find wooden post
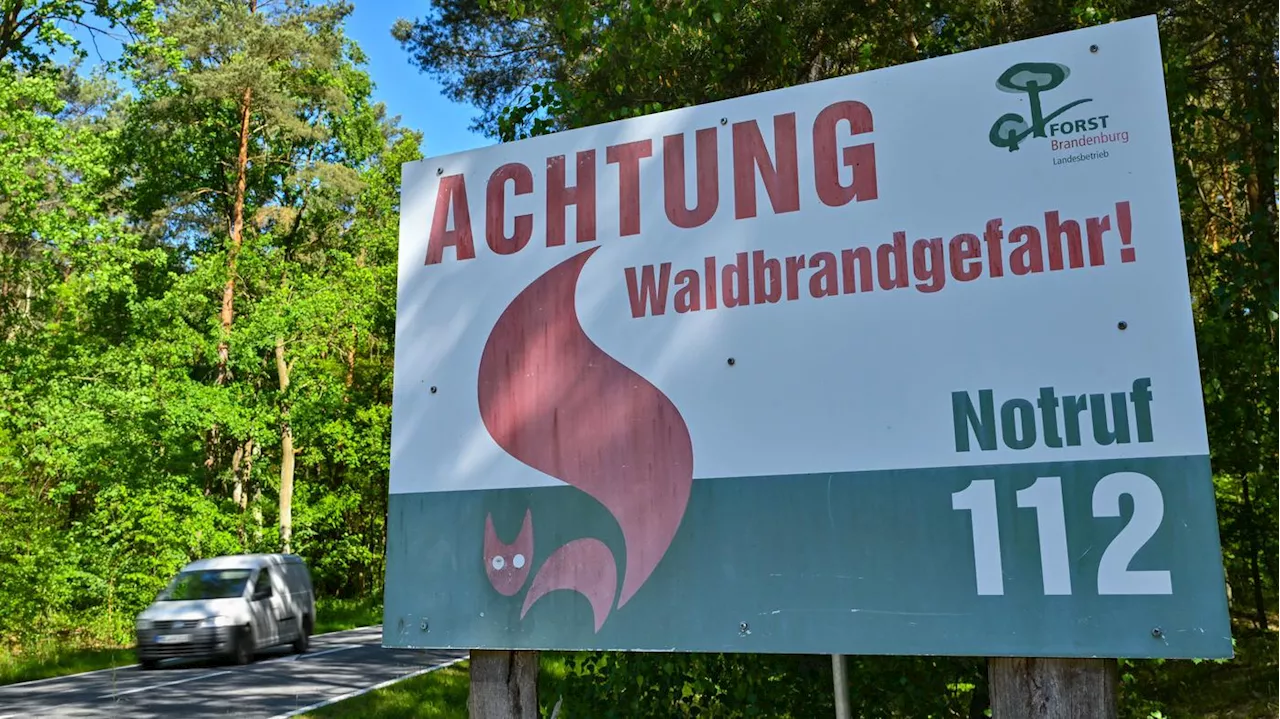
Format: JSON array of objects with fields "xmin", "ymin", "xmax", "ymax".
[
  {"xmin": 831, "ymin": 654, "xmax": 852, "ymax": 719},
  {"xmin": 988, "ymin": 657, "xmax": 1118, "ymax": 719},
  {"xmin": 468, "ymin": 649, "xmax": 539, "ymax": 719}
]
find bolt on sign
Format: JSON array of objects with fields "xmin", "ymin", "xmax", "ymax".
[{"xmin": 385, "ymin": 15, "xmax": 1232, "ymax": 659}]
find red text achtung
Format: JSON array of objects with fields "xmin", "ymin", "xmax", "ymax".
[{"xmin": 424, "ymin": 101, "xmax": 879, "ymax": 265}]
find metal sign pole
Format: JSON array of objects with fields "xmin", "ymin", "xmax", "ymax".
[{"xmin": 832, "ymin": 654, "xmax": 852, "ymax": 719}]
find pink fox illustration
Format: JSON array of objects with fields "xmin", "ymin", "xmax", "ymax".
[
  {"xmin": 477, "ymin": 247, "xmax": 695, "ymax": 632},
  {"xmin": 483, "ymin": 510, "xmax": 533, "ymax": 596}
]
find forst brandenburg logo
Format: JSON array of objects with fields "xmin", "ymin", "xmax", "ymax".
[{"xmin": 988, "ymin": 62, "xmax": 1110, "ymax": 151}]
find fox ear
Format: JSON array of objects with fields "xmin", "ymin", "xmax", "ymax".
[
  {"xmin": 484, "ymin": 509, "xmax": 534, "ymax": 559},
  {"xmin": 483, "ymin": 512, "xmax": 507, "ymax": 555},
  {"xmin": 516, "ymin": 508, "xmax": 533, "ymax": 546}
]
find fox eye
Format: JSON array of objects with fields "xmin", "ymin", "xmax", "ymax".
[
  {"xmin": 513, "ymin": 554, "xmax": 526, "ymax": 569},
  {"xmin": 491, "ymin": 555, "xmax": 505, "ymax": 571}
]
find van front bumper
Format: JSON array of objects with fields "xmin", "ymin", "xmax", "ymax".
[{"xmin": 135, "ymin": 626, "xmax": 234, "ymax": 661}]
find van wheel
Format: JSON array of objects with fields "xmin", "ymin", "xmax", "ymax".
[
  {"xmin": 231, "ymin": 626, "xmax": 253, "ymax": 665},
  {"xmin": 292, "ymin": 616, "xmax": 311, "ymax": 654},
  {"xmin": 140, "ymin": 658, "xmax": 160, "ymax": 671}
]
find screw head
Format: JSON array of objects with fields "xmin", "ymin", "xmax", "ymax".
[
  {"xmin": 421, "ymin": 620, "xmax": 429, "ymax": 632},
  {"xmin": 727, "ymin": 357, "xmax": 736, "ymax": 366},
  {"xmin": 430, "ymin": 386, "xmax": 438, "ymax": 394},
  {"xmin": 739, "ymin": 622, "xmax": 749, "ymax": 633},
  {"xmin": 1118, "ymin": 321, "xmax": 1128, "ymax": 330},
  {"xmin": 1151, "ymin": 627, "xmax": 1162, "ymax": 638},
  {"xmin": 436, "ymin": 167, "xmax": 444, "ymax": 176},
  {"xmin": 720, "ymin": 117, "xmax": 728, "ymax": 126},
  {"xmin": 1090, "ymin": 44, "xmax": 1099, "ymax": 53}
]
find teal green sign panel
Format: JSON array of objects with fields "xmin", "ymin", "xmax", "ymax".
[{"xmin": 384, "ymin": 456, "xmax": 1231, "ymax": 658}]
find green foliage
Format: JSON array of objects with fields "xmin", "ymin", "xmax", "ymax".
[
  {"xmin": 312, "ymin": 593, "xmax": 383, "ymax": 635},
  {"xmin": 0, "ymin": 0, "xmax": 158, "ymax": 70},
  {"xmin": 543, "ymin": 652, "xmax": 982, "ymax": 718},
  {"xmin": 0, "ymin": 0, "xmax": 420, "ymax": 656}
]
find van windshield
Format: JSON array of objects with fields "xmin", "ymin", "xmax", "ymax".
[{"xmin": 159, "ymin": 569, "xmax": 253, "ymax": 601}]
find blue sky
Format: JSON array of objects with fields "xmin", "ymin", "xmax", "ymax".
[
  {"xmin": 346, "ymin": 3, "xmax": 491, "ymax": 158},
  {"xmin": 62, "ymin": 2, "xmax": 493, "ymax": 159}
]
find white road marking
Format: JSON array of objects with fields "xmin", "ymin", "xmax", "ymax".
[
  {"xmin": 247, "ymin": 641, "xmax": 365, "ymax": 669},
  {"xmin": 0, "ymin": 624, "xmax": 380, "ymax": 690},
  {"xmin": 88, "ymin": 640, "xmax": 366, "ymax": 699},
  {"xmin": 0, "ymin": 625, "xmax": 401, "ymax": 717},
  {"xmin": 96, "ymin": 670, "xmax": 232, "ymax": 700},
  {"xmin": 283, "ymin": 644, "xmax": 361, "ymax": 661},
  {"xmin": 308, "ymin": 626, "xmax": 381, "ymax": 637},
  {"xmin": 267, "ymin": 656, "xmax": 466, "ymax": 718}
]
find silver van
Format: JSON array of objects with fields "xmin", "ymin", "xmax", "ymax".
[{"xmin": 134, "ymin": 553, "xmax": 316, "ymax": 669}]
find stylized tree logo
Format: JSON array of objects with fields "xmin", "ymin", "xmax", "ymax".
[{"xmin": 988, "ymin": 62, "xmax": 1092, "ymax": 151}]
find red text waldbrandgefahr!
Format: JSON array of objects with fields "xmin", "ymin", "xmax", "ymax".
[{"xmin": 623, "ymin": 201, "xmax": 1138, "ymax": 318}]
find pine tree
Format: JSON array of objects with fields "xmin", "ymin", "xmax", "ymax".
[{"xmin": 117, "ymin": 0, "xmax": 383, "ymax": 549}]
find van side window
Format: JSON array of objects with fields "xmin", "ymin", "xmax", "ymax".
[{"xmin": 253, "ymin": 569, "xmax": 271, "ymax": 599}]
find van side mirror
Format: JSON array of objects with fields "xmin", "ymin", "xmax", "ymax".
[{"xmin": 253, "ymin": 584, "xmax": 272, "ymax": 601}]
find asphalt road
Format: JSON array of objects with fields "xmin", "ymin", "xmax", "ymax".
[{"xmin": 0, "ymin": 626, "xmax": 466, "ymax": 719}]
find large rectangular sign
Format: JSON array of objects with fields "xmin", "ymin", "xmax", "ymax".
[{"xmin": 384, "ymin": 16, "xmax": 1232, "ymax": 659}]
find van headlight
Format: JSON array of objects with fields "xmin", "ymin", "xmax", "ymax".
[
  {"xmin": 135, "ymin": 618, "xmax": 153, "ymax": 631},
  {"xmin": 197, "ymin": 616, "xmax": 234, "ymax": 628}
]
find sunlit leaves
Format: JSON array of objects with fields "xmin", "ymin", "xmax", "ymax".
[{"xmin": 0, "ymin": 0, "xmax": 423, "ymax": 646}]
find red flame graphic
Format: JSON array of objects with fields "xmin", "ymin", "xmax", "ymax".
[{"xmin": 478, "ymin": 247, "xmax": 694, "ymax": 626}]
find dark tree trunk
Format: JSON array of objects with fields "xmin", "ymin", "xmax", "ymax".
[
  {"xmin": 989, "ymin": 657, "xmax": 1117, "ymax": 719},
  {"xmin": 967, "ymin": 665, "xmax": 990, "ymax": 719},
  {"xmin": 1239, "ymin": 474, "xmax": 1267, "ymax": 630},
  {"xmin": 468, "ymin": 650, "xmax": 538, "ymax": 719}
]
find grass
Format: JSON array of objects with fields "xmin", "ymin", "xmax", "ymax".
[
  {"xmin": 0, "ymin": 641, "xmax": 138, "ymax": 686},
  {"xmin": 313, "ymin": 593, "xmax": 384, "ymax": 634},
  {"xmin": 301, "ymin": 661, "xmax": 471, "ymax": 719},
  {"xmin": 300, "ymin": 655, "xmax": 572, "ymax": 719},
  {"xmin": 0, "ymin": 594, "xmax": 384, "ymax": 686}
]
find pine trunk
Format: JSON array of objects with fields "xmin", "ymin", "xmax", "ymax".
[
  {"xmin": 205, "ymin": 62, "xmax": 256, "ymax": 480},
  {"xmin": 215, "ymin": 84, "xmax": 252, "ymax": 387},
  {"xmin": 231, "ymin": 440, "xmax": 248, "ymax": 516},
  {"xmin": 344, "ymin": 326, "xmax": 356, "ymax": 395},
  {"xmin": 275, "ymin": 335, "xmax": 295, "ymax": 554},
  {"xmin": 279, "ymin": 425, "xmax": 294, "ymax": 553},
  {"xmin": 240, "ymin": 439, "xmax": 253, "ymax": 510},
  {"xmin": 1240, "ymin": 65, "xmax": 1276, "ymax": 627},
  {"xmin": 468, "ymin": 650, "xmax": 539, "ymax": 719},
  {"xmin": 1240, "ymin": 474, "xmax": 1267, "ymax": 629},
  {"xmin": 230, "ymin": 442, "xmax": 244, "ymax": 486},
  {"xmin": 233, "ymin": 439, "xmax": 253, "ymax": 546}
]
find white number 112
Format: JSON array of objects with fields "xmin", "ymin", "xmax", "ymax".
[{"xmin": 950, "ymin": 471, "xmax": 1172, "ymax": 597}]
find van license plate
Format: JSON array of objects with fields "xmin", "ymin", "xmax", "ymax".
[{"xmin": 155, "ymin": 634, "xmax": 191, "ymax": 644}]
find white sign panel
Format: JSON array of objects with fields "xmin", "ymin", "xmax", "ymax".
[{"xmin": 385, "ymin": 16, "xmax": 1230, "ymax": 659}]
